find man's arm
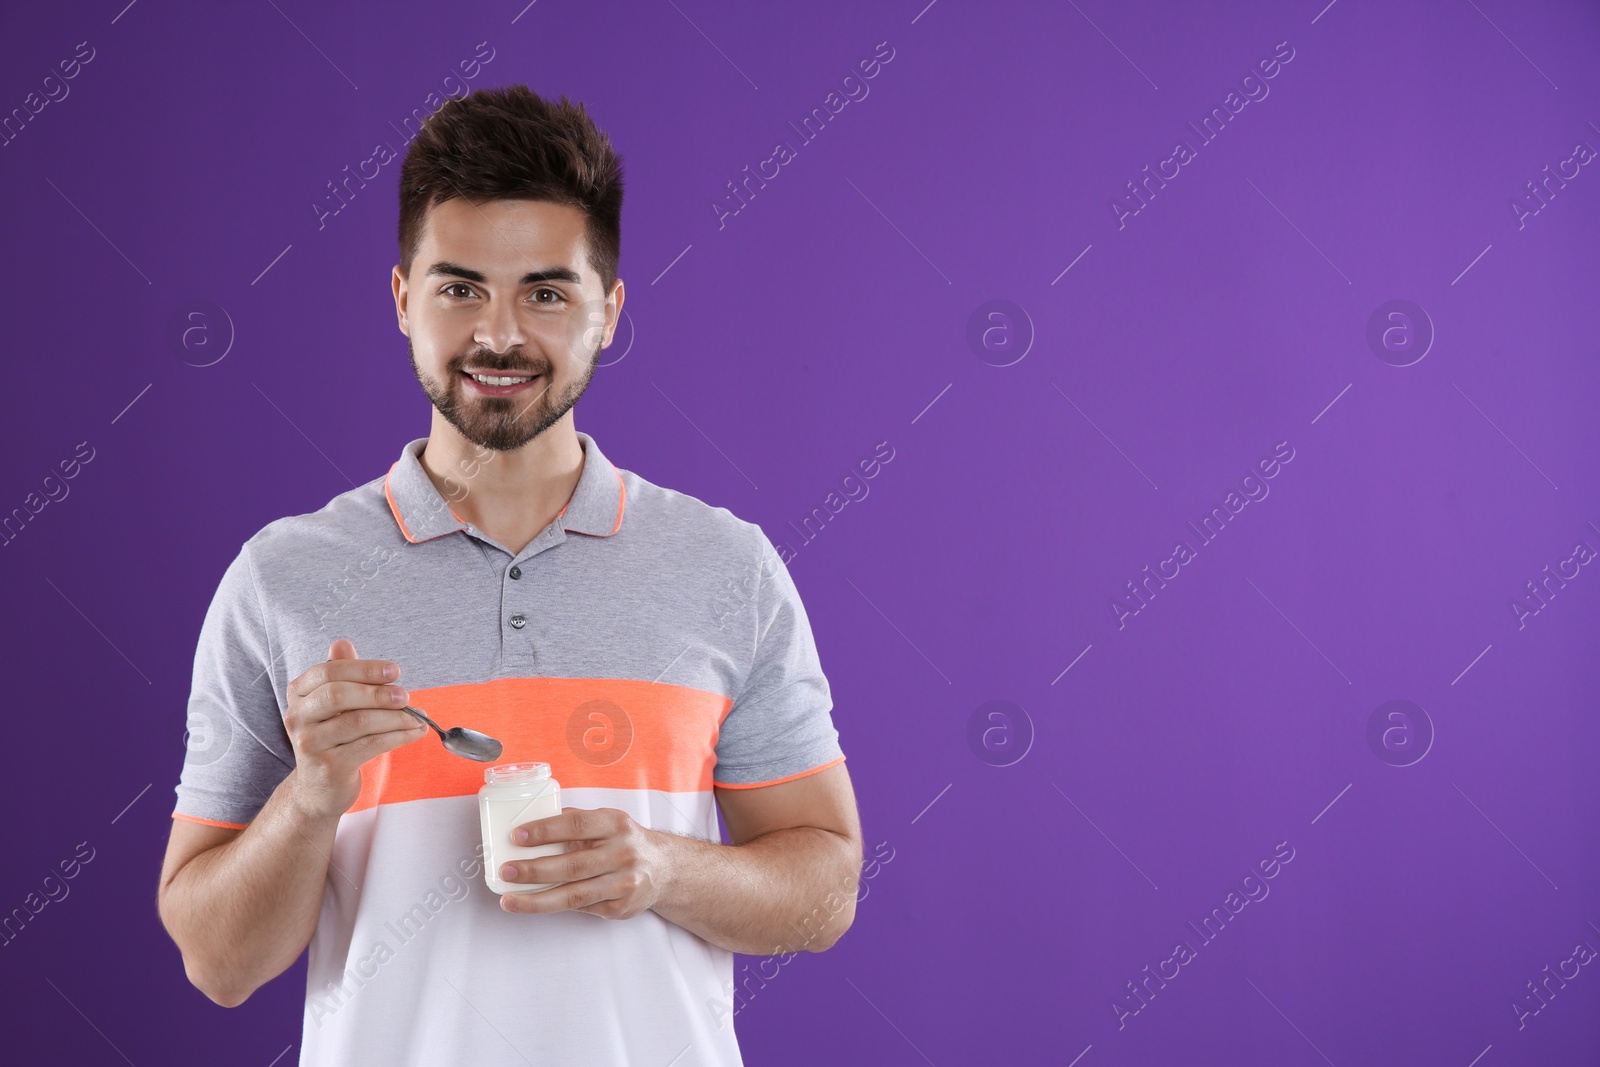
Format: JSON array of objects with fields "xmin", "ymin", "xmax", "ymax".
[
  {"xmin": 158, "ymin": 639, "xmax": 429, "ymax": 1006},
  {"xmin": 658, "ymin": 762, "xmax": 863, "ymax": 954},
  {"xmin": 498, "ymin": 762, "xmax": 863, "ymax": 955},
  {"xmin": 156, "ymin": 780, "xmax": 341, "ymax": 1007}
]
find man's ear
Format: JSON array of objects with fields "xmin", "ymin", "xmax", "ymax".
[
  {"xmin": 603, "ymin": 278, "xmax": 625, "ymax": 347},
  {"xmin": 391, "ymin": 264, "xmax": 409, "ymax": 336}
]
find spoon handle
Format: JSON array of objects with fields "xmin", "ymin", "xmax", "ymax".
[{"xmin": 401, "ymin": 704, "xmax": 444, "ymax": 735}]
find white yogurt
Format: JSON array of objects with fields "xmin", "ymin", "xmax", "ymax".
[{"xmin": 478, "ymin": 762, "xmax": 567, "ymax": 895}]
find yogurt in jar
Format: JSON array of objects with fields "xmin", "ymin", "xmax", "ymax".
[{"xmin": 478, "ymin": 761, "xmax": 566, "ymax": 894}]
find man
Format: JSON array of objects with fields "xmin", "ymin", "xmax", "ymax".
[{"xmin": 157, "ymin": 85, "xmax": 861, "ymax": 1066}]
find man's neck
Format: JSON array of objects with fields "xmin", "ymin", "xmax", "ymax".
[{"xmin": 418, "ymin": 413, "xmax": 585, "ymax": 555}]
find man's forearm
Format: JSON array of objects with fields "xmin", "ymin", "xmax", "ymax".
[
  {"xmin": 159, "ymin": 773, "xmax": 339, "ymax": 1006},
  {"xmin": 647, "ymin": 826, "xmax": 860, "ymax": 955}
]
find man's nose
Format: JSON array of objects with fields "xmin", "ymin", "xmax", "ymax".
[{"xmin": 475, "ymin": 295, "xmax": 527, "ymax": 353}]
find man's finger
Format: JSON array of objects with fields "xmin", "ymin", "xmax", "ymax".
[
  {"xmin": 301, "ymin": 679, "xmax": 410, "ymax": 726},
  {"xmin": 497, "ymin": 843, "xmax": 612, "ymax": 889},
  {"xmin": 320, "ymin": 705, "xmax": 426, "ymax": 745},
  {"xmin": 290, "ymin": 656, "xmax": 399, "ymax": 700},
  {"xmin": 500, "ymin": 872, "xmax": 622, "ymax": 915},
  {"xmin": 512, "ymin": 807, "xmax": 617, "ymax": 846}
]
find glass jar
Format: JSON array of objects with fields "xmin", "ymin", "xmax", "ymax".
[{"xmin": 477, "ymin": 761, "xmax": 567, "ymax": 895}]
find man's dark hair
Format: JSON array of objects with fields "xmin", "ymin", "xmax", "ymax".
[{"xmin": 398, "ymin": 85, "xmax": 624, "ymax": 295}]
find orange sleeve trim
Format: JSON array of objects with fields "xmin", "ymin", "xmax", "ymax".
[
  {"xmin": 172, "ymin": 812, "xmax": 248, "ymax": 830},
  {"xmin": 714, "ymin": 753, "xmax": 846, "ymax": 790}
]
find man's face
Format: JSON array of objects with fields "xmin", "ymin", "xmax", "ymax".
[{"xmin": 392, "ymin": 197, "xmax": 622, "ymax": 452}]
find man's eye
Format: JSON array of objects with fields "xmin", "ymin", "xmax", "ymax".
[
  {"xmin": 532, "ymin": 288, "xmax": 565, "ymax": 304},
  {"xmin": 443, "ymin": 283, "xmax": 475, "ymax": 299}
]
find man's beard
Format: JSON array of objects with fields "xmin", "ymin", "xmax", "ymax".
[{"xmin": 410, "ymin": 337, "xmax": 597, "ymax": 452}]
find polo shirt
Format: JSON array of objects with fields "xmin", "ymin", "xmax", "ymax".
[{"xmin": 171, "ymin": 430, "xmax": 846, "ymax": 1067}]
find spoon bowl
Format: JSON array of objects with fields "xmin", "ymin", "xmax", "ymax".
[{"xmin": 402, "ymin": 705, "xmax": 504, "ymax": 762}]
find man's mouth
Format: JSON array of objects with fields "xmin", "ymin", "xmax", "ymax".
[{"xmin": 461, "ymin": 369, "xmax": 543, "ymax": 396}]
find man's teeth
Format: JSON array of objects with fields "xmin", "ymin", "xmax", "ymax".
[{"xmin": 469, "ymin": 373, "xmax": 535, "ymax": 386}]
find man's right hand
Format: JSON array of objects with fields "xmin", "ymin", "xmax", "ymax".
[{"xmin": 285, "ymin": 637, "xmax": 428, "ymax": 820}]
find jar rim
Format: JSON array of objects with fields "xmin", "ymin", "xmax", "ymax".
[{"xmin": 484, "ymin": 761, "xmax": 551, "ymax": 784}]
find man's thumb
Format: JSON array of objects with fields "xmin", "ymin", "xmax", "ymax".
[{"xmin": 328, "ymin": 638, "xmax": 358, "ymax": 660}]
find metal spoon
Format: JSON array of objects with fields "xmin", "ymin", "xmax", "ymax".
[{"xmin": 401, "ymin": 704, "xmax": 503, "ymax": 762}]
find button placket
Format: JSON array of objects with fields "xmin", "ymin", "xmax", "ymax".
[
  {"xmin": 503, "ymin": 525, "xmax": 563, "ymax": 639},
  {"xmin": 506, "ymin": 556, "xmax": 528, "ymax": 635}
]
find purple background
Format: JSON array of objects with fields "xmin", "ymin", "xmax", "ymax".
[{"xmin": 3, "ymin": 0, "xmax": 1598, "ymax": 1063}]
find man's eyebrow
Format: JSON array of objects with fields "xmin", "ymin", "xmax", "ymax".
[{"xmin": 424, "ymin": 261, "xmax": 582, "ymax": 285}]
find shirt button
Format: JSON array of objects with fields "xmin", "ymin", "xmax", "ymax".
[
  {"xmin": 509, "ymin": 566, "xmax": 522, "ymax": 580},
  {"xmin": 509, "ymin": 614, "xmax": 526, "ymax": 629}
]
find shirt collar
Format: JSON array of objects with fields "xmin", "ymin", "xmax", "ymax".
[{"xmin": 384, "ymin": 430, "xmax": 626, "ymax": 545}]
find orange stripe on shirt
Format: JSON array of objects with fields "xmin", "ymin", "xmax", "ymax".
[{"xmin": 349, "ymin": 677, "xmax": 733, "ymax": 813}]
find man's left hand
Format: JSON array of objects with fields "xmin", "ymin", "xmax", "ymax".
[{"xmin": 498, "ymin": 806, "xmax": 668, "ymax": 919}]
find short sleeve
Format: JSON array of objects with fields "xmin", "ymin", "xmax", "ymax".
[
  {"xmin": 171, "ymin": 541, "xmax": 296, "ymax": 828},
  {"xmin": 712, "ymin": 533, "xmax": 845, "ymax": 788}
]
